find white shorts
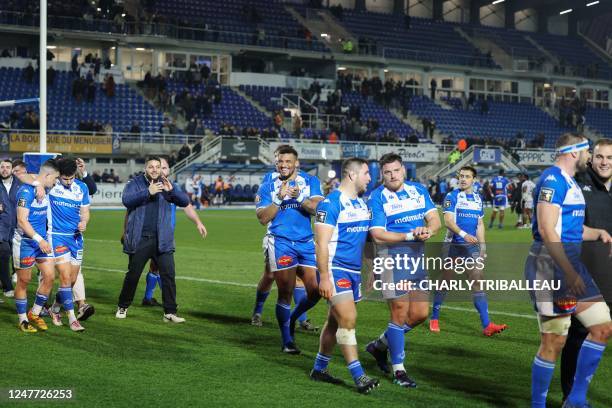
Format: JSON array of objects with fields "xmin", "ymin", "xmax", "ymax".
[{"xmin": 523, "ymin": 200, "xmax": 534, "ymax": 210}]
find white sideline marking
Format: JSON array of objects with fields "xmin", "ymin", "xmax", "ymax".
[{"xmin": 83, "ymin": 266, "xmax": 536, "ymax": 320}]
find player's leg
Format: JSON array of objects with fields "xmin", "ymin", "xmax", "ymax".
[
  {"xmin": 275, "ymin": 266, "xmax": 298, "ymax": 352},
  {"xmin": 15, "ymin": 266, "xmax": 36, "ymax": 332},
  {"xmin": 26, "ymin": 256, "xmax": 55, "ymax": 331},
  {"xmin": 117, "ymin": 237, "xmax": 156, "ymax": 318},
  {"xmin": 430, "ymin": 245, "xmax": 454, "ymax": 331},
  {"xmin": 293, "ymin": 277, "xmax": 307, "ymax": 323},
  {"xmin": 564, "ymin": 301, "xmax": 612, "ymax": 407},
  {"xmin": 143, "ymin": 260, "xmax": 162, "ymax": 307},
  {"xmin": 532, "ymin": 315, "xmax": 571, "ymax": 408},
  {"xmin": 54, "ymin": 259, "xmax": 84, "ymax": 331},
  {"xmin": 310, "ymin": 308, "xmax": 343, "ymax": 384},
  {"xmin": 74, "ymin": 265, "xmax": 95, "ymax": 320},
  {"xmin": 290, "ymin": 264, "xmax": 321, "ymax": 334},
  {"xmin": 467, "ymin": 262, "xmax": 507, "ymax": 336},
  {"xmin": 251, "ymin": 235, "xmax": 274, "ymax": 326},
  {"xmin": 498, "ymin": 208, "xmax": 505, "ymax": 228},
  {"xmin": 0, "ymin": 241, "xmax": 14, "ymax": 297},
  {"xmin": 155, "ymin": 252, "xmax": 184, "ymax": 323},
  {"xmin": 488, "ymin": 205, "xmax": 498, "ymax": 228}
]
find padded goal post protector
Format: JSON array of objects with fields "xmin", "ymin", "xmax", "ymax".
[{"xmin": 23, "ymin": 152, "xmax": 61, "ymax": 174}]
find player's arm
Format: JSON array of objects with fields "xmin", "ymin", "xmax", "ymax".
[
  {"xmin": 16, "ymin": 205, "xmax": 52, "ymax": 254},
  {"xmin": 256, "ymin": 182, "xmax": 288, "ymax": 225},
  {"xmin": 300, "ymin": 196, "xmax": 323, "ymax": 215},
  {"xmin": 418, "ymin": 208, "xmax": 441, "ymax": 240},
  {"xmin": 476, "ymin": 217, "xmax": 486, "ymax": 257},
  {"xmin": 78, "ymin": 205, "xmax": 90, "ymax": 232},
  {"xmin": 184, "ymin": 203, "xmax": 207, "ymax": 238},
  {"xmin": 537, "ymin": 202, "xmax": 584, "ymax": 293},
  {"xmin": 367, "ymin": 193, "xmax": 406, "ymax": 243},
  {"xmin": 443, "ymin": 212, "xmax": 478, "ymax": 244},
  {"xmin": 315, "ymin": 223, "xmax": 334, "ymax": 299},
  {"xmin": 16, "ymin": 172, "xmax": 46, "ymax": 200}
]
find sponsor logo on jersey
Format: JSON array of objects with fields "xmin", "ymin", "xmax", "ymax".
[
  {"xmin": 336, "ymin": 278, "xmax": 351, "ymax": 289},
  {"xmin": 54, "ymin": 245, "xmax": 69, "ymax": 254},
  {"xmin": 21, "ymin": 256, "xmax": 36, "ymax": 266},
  {"xmin": 278, "ymin": 255, "xmax": 294, "ymax": 267},
  {"xmin": 538, "ymin": 187, "xmax": 554, "ymax": 203},
  {"xmin": 554, "ymin": 297, "xmax": 577, "ymax": 313}
]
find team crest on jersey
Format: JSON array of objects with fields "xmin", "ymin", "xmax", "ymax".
[
  {"xmin": 278, "ymin": 255, "xmax": 293, "ymax": 267},
  {"xmin": 316, "ymin": 210, "xmax": 327, "ymax": 223},
  {"xmin": 17, "ymin": 198, "xmax": 26, "ymax": 207},
  {"xmin": 444, "ymin": 199, "xmax": 451, "ymax": 209},
  {"xmin": 538, "ymin": 188, "xmax": 554, "ymax": 203},
  {"xmin": 336, "ymin": 278, "xmax": 352, "ymax": 289}
]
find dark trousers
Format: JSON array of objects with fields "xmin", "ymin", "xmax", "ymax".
[
  {"xmin": 0, "ymin": 240, "xmax": 13, "ymax": 292},
  {"xmin": 117, "ymin": 236, "xmax": 177, "ymax": 314},
  {"xmin": 560, "ymin": 302, "xmax": 612, "ymax": 398}
]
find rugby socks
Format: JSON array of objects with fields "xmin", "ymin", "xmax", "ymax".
[
  {"xmin": 292, "ymin": 286, "xmax": 308, "ymax": 323},
  {"xmin": 431, "ymin": 290, "xmax": 447, "ymax": 320},
  {"xmin": 15, "ymin": 297, "xmax": 28, "ymax": 322},
  {"xmin": 290, "ymin": 295, "xmax": 318, "ymax": 326},
  {"xmin": 347, "ymin": 360, "xmax": 365, "ymax": 383},
  {"xmin": 58, "ymin": 286, "xmax": 77, "ymax": 323},
  {"xmin": 144, "ymin": 272, "xmax": 158, "ymax": 301},
  {"xmin": 567, "ymin": 340, "xmax": 606, "ymax": 407},
  {"xmin": 386, "ymin": 322, "xmax": 406, "ymax": 372},
  {"xmin": 156, "ymin": 274, "xmax": 163, "ymax": 288},
  {"xmin": 472, "ymin": 291, "xmax": 490, "ymax": 329},
  {"xmin": 531, "ymin": 355, "xmax": 555, "ymax": 408},
  {"xmin": 253, "ymin": 290, "xmax": 269, "ymax": 315},
  {"xmin": 375, "ymin": 324, "xmax": 412, "ymax": 352},
  {"xmin": 313, "ymin": 352, "xmax": 331, "ymax": 372},
  {"xmin": 31, "ymin": 292, "xmax": 48, "ymax": 316},
  {"xmin": 52, "ymin": 292, "xmax": 61, "ymax": 314},
  {"xmin": 275, "ymin": 303, "xmax": 292, "ymax": 345}
]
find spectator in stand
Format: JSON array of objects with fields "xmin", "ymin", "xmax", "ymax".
[
  {"xmin": 430, "ymin": 78, "xmax": 437, "ymax": 100},
  {"xmin": 47, "ymin": 66, "xmax": 56, "ymax": 87},
  {"xmin": 23, "ymin": 63, "xmax": 34, "ymax": 83},
  {"xmin": 92, "ymin": 171, "xmax": 101, "ymax": 182},
  {"xmin": 103, "ymin": 122, "xmax": 113, "ymax": 137},
  {"xmin": 292, "ymin": 115, "xmax": 303, "ymax": 139},
  {"xmin": 87, "ymin": 79, "xmax": 96, "ymax": 102},
  {"xmin": 104, "ymin": 74, "xmax": 116, "ymax": 98},
  {"xmin": 101, "ymin": 169, "xmax": 110, "ymax": 182},
  {"xmin": 177, "ymin": 143, "xmax": 191, "ymax": 162},
  {"xmin": 480, "ymin": 98, "xmax": 489, "ymax": 115},
  {"xmin": 129, "ymin": 122, "xmax": 141, "ymax": 134},
  {"xmin": 328, "ymin": 130, "xmax": 338, "ymax": 144},
  {"xmin": 214, "ymin": 176, "xmax": 224, "ymax": 206},
  {"xmin": 273, "ymin": 111, "xmax": 283, "ymax": 131},
  {"xmin": 110, "ymin": 169, "xmax": 120, "ymax": 183}
]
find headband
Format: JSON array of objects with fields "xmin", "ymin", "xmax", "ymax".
[{"xmin": 556, "ymin": 140, "xmax": 589, "ymax": 155}]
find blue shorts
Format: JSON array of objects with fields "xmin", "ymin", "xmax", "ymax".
[
  {"xmin": 493, "ymin": 196, "xmax": 508, "ymax": 209},
  {"xmin": 377, "ymin": 245, "xmax": 427, "ymax": 299},
  {"xmin": 445, "ymin": 243, "xmax": 481, "ymax": 260},
  {"xmin": 51, "ymin": 233, "xmax": 84, "ymax": 265},
  {"xmin": 12, "ymin": 234, "xmax": 52, "ymax": 269},
  {"xmin": 265, "ymin": 235, "xmax": 316, "ymax": 272},
  {"xmin": 525, "ymin": 242, "xmax": 602, "ymax": 316},
  {"xmin": 326, "ymin": 267, "xmax": 361, "ymax": 303}
]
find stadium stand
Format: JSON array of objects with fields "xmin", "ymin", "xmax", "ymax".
[
  {"xmin": 240, "ymin": 85, "xmax": 290, "ymax": 114},
  {"xmin": 585, "ymin": 107, "xmax": 612, "ymax": 135}
]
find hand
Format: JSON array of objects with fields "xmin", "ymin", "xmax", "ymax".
[
  {"xmin": 39, "ymin": 240, "xmax": 52, "ymax": 254},
  {"xmin": 196, "ymin": 223, "xmax": 207, "ymax": 238},
  {"xmin": 413, "ymin": 226, "xmax": 432, "ymax": 241},
  {"xmin": 288, "ymin": 186, "xmax": 300, "ymax": 199},
  {"xmin": 78, "ymin": 221, "xmax": 87, "ymax": 232},
  {"xmin": 76, "ymin": 158, "xmax": 86, "ymax": 177},
  {"xmin": 464, "ymin": 234, "xmax": 479, "ymax": 244},
  {"xmin": 35, "ymin": 184, "xmax": 46, "ymax": 202},
  {"xmin": 598, "ymin": 229, "xmax": 612, "ymax": 244},
  {"xmin": 148, "ymin": 181, "xmax": 164, "ymax": 196},
  {"xmin": 161, "ymin": 177, "xmax": 174, "ymax": 192},
  {"xmin": 277, "ymin": 181, "xmax": 290, "ymax": 200},
  {"xmin": 567, "ymin": 272, "xmax": 586, "ymax": 297},
  {"xmin": 319, "ymin": 277, "xmax": 333, "ymax": 300},
  {"xmin": 479, "ymin": 249, "xmax": 487, "ymax": 260}
]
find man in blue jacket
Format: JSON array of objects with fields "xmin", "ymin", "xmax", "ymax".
[
  {"xmin": 116, "ymin": 156, "xmax": 190, "ymax": 323},
  {"xmin": 0, "ymin": 159, "xmax": 21, "ymax": 298}
]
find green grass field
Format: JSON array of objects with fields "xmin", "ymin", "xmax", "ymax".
[{"xmin": 0, "ymin": 208, "xmax": 610, "ymax": 407}]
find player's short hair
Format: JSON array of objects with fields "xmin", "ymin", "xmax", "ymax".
[
  {"xmin": 524, "ymin": 173, "xmax": 530, "ymax": 179},
  {"xmin": 40, "ymin": 159, "xmax": 59, "ymax": 174},
  {"xmin": 276, "ymin": 145, "xmax": 298, "ymax": 158},
  {"xmin": 57, "ymin": 158, "xmax": 77, "ymax": 177},
  {"xmin": 555, "ymin": 132, "xmax": 586, "ymax": 150},
  {"xmin": 379, "ymin": 153, "xmax": 402, "ymax": 168},
  {"xmin": 593, "ymin": 138, "xmax": 612, "ymax": 149},
  {"xmin": 459, "ymin": 166, "xmax": 477, "ymax": 177},
  {"xmin": 146, "ymin": 156, "xmax": 162, "ymax": 165},
  {"xmin": 274, "ymin": 144, "xmax": 293, "ymax": 154},
  {"xmin": 498, "ymin": 168, "xmax": 505, "ymax": 175},
  {"xmin": 1, "ymin": 159, "xmax": 12, "ymax": 166},
  {"xmin": 12, "ymin": 159, "xmax": 26, "ymax": 168},
  {"xmin": 342, "ymin": 157, "xmax": 368, "ymax": 178}
]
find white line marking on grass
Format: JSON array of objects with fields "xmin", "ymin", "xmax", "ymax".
[{"xmin": 84, "ymin": 266, "xmax": 536, "ymax": 319}]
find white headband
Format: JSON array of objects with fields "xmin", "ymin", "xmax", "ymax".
[{"xmin": 556, "ymin": 140, "xmax": 589, "ymax": 155}]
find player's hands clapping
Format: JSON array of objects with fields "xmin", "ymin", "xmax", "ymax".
[
  {"xmin": 39, "ymin": 240, "xmax": 52, "ymax": 254},
  {"xmin": 413, "ymin": 226, "xmax": 432, "ymax": 241},
  {"xmin": 319, "ymin": 277, "xmax": 333, "ymax": 300},
  {"xmin": 148, "ymin": 180, "xmax": 164, "ymax": 196},
  {"xmin": 277, "ymin": 181, "xmax": 290, "ymax": 200}
]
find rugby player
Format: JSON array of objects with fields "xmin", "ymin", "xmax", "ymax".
[
  {"xmin": 525, "ymin": 134, "xmax": 612, "ymax": 408},
  {"xmin": 488, "ymin": 169, "xmax": 510, "ymax": 229},
  {"xmin": 364, "ymin": 153, "xmax": 440, "ymax": 387},
  {"xmin": 430, "ymin": 166, "xmax": 507, "ymax": 336},
  {"xmin": 255, "ymin": 145, "xmax": 323, "ymax": 353},
  {"xmin": 310, "ymin": 158, "xmax": 379, "ymax": 394},
  {"xmin": 12, "ymin": 159, "xmax": 59, "ymax": 332},
  {"xmin": 521, "ymin": 174, "xmax": 536, "ymax": 228},
  {"xmin": 140, "ymin": 157, "xmax": 207, "ymax": 307},
  {"xmin": 46, "ymin": 158, "xmax": 89, "ymax": 331}
]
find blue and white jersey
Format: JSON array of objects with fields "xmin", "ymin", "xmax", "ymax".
[
  {"xmin": 256, "ymin": 173, "xmax": 323, "ymax": 241},
  {"xmin": 443, "ymin": 189, "xmax": 484, "ymax": 243},
  {"xmin": 48, "ymin": 179, "xmax": 90, "ymax": 235},
  {"xmin": 315, "ymin": 190, "xmax": 371, "ymax": 272},
  {"xmin": 368, "ymin": 182, "xmax": 436, "ymax": 234},
  {"xmin": 491, "ymin": 176, "xmax": 509, "ymax": 199},
  {"xmin": 15, "ymin": 185, "xmax": 49, "ymax": 238},
  {"xmin": 532, "ymin": 166, "xmax": 585, "ymax": 243}
]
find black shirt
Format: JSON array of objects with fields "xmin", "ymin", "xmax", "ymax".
[{"xmin": 141, "ymin": 193, "xmax": 159, "ymax": 236}]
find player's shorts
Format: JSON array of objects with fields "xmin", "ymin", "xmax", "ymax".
[
  {"xmin": 262, "ymin": 235, "xmax": 268, "ymax": 256},
  {"xmin": 265, "ymin": 235, "xmax": 316, "ymax": 272},
  {"xmin": 377, "ymin": 245, "xmax": 428, "ymax": 300},
  {"xmin": 443, "ymin": 242, "xmax": 481, "ymax": 260},
  {"xmin": 51, "ymin": 233, "xmax": 84, "ymax": 265},
  {"xmin": 493, "ymin": 196, "xmax": 508, "ymax": 210},
  {"xmin": 523, "ymin": 199, "xmax": 534, "ymax": 210},
  {"xmin": 325, "ymin": 267, "xmax": 361, "ymax": 303},
  {"xmin": 12, "ymin": 234, "xmax": 52, "ymax": 269},
  {"xmin": 525, "ymin": 242, "xmax": 602, "ymax": 316}
]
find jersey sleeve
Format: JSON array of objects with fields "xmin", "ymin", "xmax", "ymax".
[
  {"xmin": 443, "ymin": 192, "xmax": 457, "ymax": 214},
  {"xmin": 16, "ymin": 187, "xmax": 34, "ymax": 210},
  {"xmin": 255, "ymin": 182, "xmax": 272, "ymax": 209},
  {"xmin": 315, "ymin": 197, "xmax": 340, "ymax": 227},
  {"xmin": 81, "ymin": 183, "xmax": 91, "ymax": 206},
  {"xmin": 537, "ymin": 173, "xmax": 566, "ymax": 207},
  {"xmin": 308, "ymin": 175, "xmax": 324, "ymax": 198},
  {"xmin": 367, "ymin": 192, "xmax": 387, "ymax": 230}
]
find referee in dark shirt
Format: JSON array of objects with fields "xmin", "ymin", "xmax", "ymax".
[{"xmin": 561, "ymin": 138, "xmax": 612, "ymax": 399}]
